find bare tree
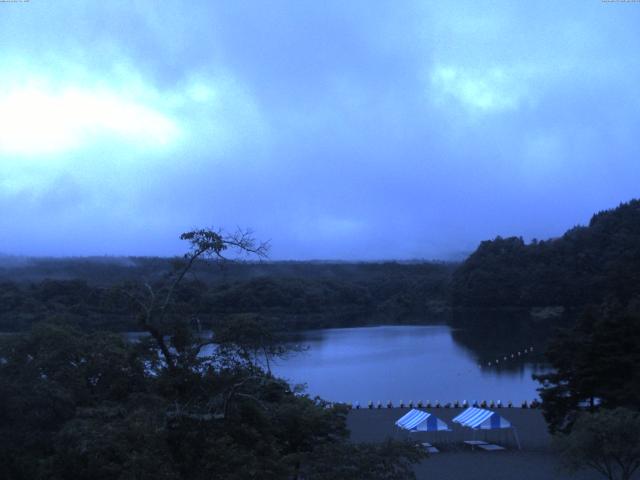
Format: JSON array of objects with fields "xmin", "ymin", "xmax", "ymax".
[{"xmin": 124, "ymin": 228, "xmax": 268, "ymax": 371}]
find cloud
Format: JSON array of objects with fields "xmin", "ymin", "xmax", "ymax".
[
  {"xmin": 1, "ymin": 1, "xmax": 640, "ymax": 259},
  {"xmin": 0, "ymin": 83, "xmax": 181, "ymax": 156},
  {"xmin": 172, "ymin": 72, "xmax": 269, "ymax": 158},
  {"xmin": 314, "ymin": 216, "xmax": 367, "ymax": 238},
  {"xmin": 0, "ymin": 56, "xmax": 267, "ymax": 202},
  {"xmin": 0, "ymin": 57, "xmax": 266, "ymax": 158},
  {"xmin": 0, "ymin": 58, "xmax": 184, "ymax": 156},
  {"xmin": 429, "ymin": 64, "xmax": 534, "ymax": 113}
]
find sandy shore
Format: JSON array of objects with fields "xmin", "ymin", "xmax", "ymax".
[{"xmin": 347, "ymin": 408, "xmax": 623, "ymax": 480}]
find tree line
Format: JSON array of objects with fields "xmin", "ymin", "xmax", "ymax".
[
  {"xmin": 0, "ymin": 262, "xmax": 454, "ymax": 333},
  {"xmin": 451, "ymin": 199, "xmax": 640, "ymax": 310}
]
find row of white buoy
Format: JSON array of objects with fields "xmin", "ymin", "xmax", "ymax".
[
  {"xmin": 349, "ymin": 399, "xmax": 540, "ymax": 409},
  {"xmin": 481, "ymin": 346, "xmax": 535, "ymax": 368}
]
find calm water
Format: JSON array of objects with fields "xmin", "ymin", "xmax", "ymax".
[{"xmin": 271, "ymin": 325, "xmax": 548, "ymax": 404}]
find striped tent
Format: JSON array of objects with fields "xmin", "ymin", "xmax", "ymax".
[
  {"xmin": 452, "ymin": 407, "xmax": 511, "ymax": 430},
  {"xmin": 395, "ymin": 409, "xmax": 451, "ymax": 432},
  {"xmin": 453, "ymin": 407, "xmax": 521, "ymax": 449}
]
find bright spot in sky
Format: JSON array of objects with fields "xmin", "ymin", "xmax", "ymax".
[
  {"xmin": 431, "ymin": 65, "xmax": 526, "ymax": 113},
  {"xmin": 0, "ymin": 83, "xmax": 181, "ymax": 156},
  {"xmin": 0, "ymin": 1, "xmax": 638, "ymax": 259}
]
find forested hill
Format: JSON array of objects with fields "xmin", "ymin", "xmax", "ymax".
[
  {"xmin": 451, "ymin": 199, "xmax": 640, "ymax": 309},
  {"xmin": 0, "ymin": 260, "xmax": 455, "ymax": 332}
]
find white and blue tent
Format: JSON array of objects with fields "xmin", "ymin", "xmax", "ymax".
[
  {"xmin": 395, "ymin": 409, "xmax": 451, "ymax": 432},
  {"xmin": 452, "ymin": 407, "xmax": 511, "ymax": 430},
  {"xmin": 452, "ymin": 407, "xmax": 521, "ymax": 449}
]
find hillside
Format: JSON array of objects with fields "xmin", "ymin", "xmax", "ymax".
[
  {"xmin": 451, "ymin": 199, "xmax": 640, "ymax": 310},
  {"xmin": 0, "ymin": 260, "xmax": 455, "ymax": 332}
]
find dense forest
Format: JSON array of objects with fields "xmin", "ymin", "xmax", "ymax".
[
  {"xmin": 0, "ymin": 260, "xmax": 454, "ymax": 332},
  {"xmin": 451, "ymin": 199, "xmax": 640, "ymax": 311},
  {"xmin": 3, "ymin": 199, "xmax": 640, "ymax": 333},
  {"xmin": 0, "ymin": 320, "xmax": 426, "ymax": 480},
  {"xmin": 0, "ymin": 230, "xmax": 428, "ymax": 480}
]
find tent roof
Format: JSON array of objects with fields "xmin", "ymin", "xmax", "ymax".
[
  {"xmin": 452, "ymin": 407, "xmax": 512, "ymax": 430},
  {"xmin": 395, "ymin": 409, "xmax": 450, "ymax": 432}
]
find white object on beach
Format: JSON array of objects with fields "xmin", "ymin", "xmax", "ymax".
[
  {"xmin": 421, "ymin": 442, "xmax": 440, "ymax": 453},
  {"xmin": 395, "ymin": 409, "xmax": 451, "ymax": 432},
  {"xmin": 453, "ymin": 407, "xmax": 521, "ymax": 450},
  {"xmin": 477, "ymin": 443, "xmax": 506, "ymax": 451}
]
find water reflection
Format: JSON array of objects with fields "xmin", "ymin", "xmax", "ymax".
[
  {"xmin": 272, "ymin": 324, "xmax": 551, "ymax": 404},
  {"xmin": 450, "ymin": 309, "xmax": 569, "ymax": 369},
  {"xmin": 125, "ymin": 314, "xmax": 557, "ymax": 404}
]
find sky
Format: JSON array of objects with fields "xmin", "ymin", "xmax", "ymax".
[{"xmin": 1, "ymin": 1, "xmax": 639, "ymax": 260}]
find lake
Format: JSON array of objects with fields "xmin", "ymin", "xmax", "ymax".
[{"xmin": 271, "ymin": 325, "xmax": 548, "ymax": 405}]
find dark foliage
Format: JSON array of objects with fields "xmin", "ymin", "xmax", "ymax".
[
  {"xmin": 0, "ymin": 321, "xmax": 424, "ymax": 479},
  {"xmin": 0, "ymin": 229, "xmax": 427, "ymax": 479},
  {"xmin": 0, "ymin": 262, "xmax": 454, "ymax": 332},
  {"xmin": 301, "ymin": 440, "xmax": 427, "ymax": 479},
  {"xmin": 535, "ymin": 310, "xmax": 640, "ymax": 433},
  {"xmin": 554, "ymin": 408, "xmax": 640, "ymax": 480},
  {"xmin": 451, "ymin": 199, "xmax": 640, "ymax": 309}
]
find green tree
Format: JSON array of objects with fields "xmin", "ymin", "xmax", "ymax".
[
  {"xmin": 0, "ymin": 229, "xmax": 429, "ymax": 479},
  {"xmin": 535, "ymin": 311, "xmax": 640, "ymax": 432},
  {"xmin": 213, "ymin": 313, "xmax": 301, "ymax": 374},
  {"xmin": 300, "ymin": 440, "xmax": 427, "ymax": 480},
  {"xmin": 0, "ymin": 322, "xmax": 151, "ymax": 480},
  {"xmin": 555, "ymin": 408, "xmax": 640, "ymax": 480},
  {"xmin": 123, "ymin": 228, "xmax": 269, "ymax": 372},
  {"xmin": 451, "ymin": 199, "xmax": 640, "ymax": 309}
]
